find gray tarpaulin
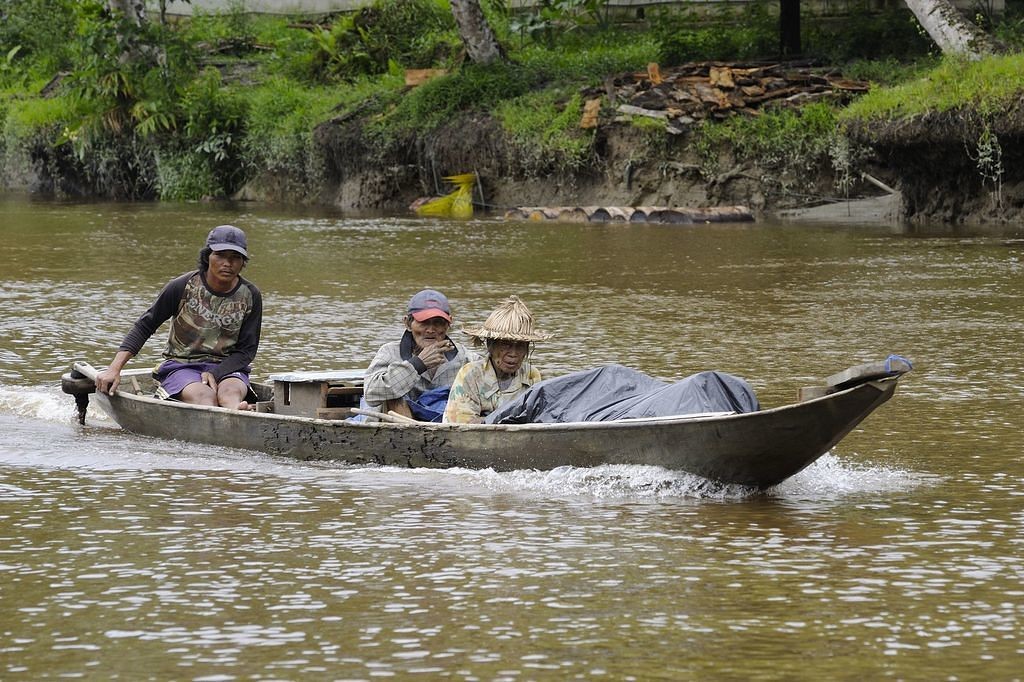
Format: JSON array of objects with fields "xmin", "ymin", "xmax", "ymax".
[{"xmin": 486, "ymin": 364, "xmax": 760, "ymax": 424}]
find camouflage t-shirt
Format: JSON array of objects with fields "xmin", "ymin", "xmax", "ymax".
[{"xmin": 119, "ymin": 270, "xmax": 262, "ymax": 381}]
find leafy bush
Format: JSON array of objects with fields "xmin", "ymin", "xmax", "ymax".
[
  {"xmin": 170, "ymin": 67, "xmax": 248, "ymax": 196},
  {"xmin": 652, "ymin": 1, "xmax": 933, "ymax": 66},
  {"xmin": 652, "ymin": 2, "xmax": 778, "ymax": 64},
  {"xmin": 989, "ymin": 1, "xmax": 1024, "ymax": 52},
  {"xmin": 183, "ymin": 0, "xmax": 260, "ymax": 45},
  {"xmin": 66, "ymin": 132, "xmax": 160, "ymax": 199},
  {"xmin": 156, "ymin": 148, "xmax": 223, "ymax": 200},
  {"xmin": 1, "ymin": 93, "xmax": 76, "ymax": 189},
  {"xmin": 308, "ymin": 0, "xmax": 458, "ymax": 81},
  {"xmin": 803, "ymin": 4, "xmax": 934, "ymax": 63},
  {"xmin": 509, "ymin": 0, "xmax": 616, "ymax": 48},
  {"xmin": 64, "ymin": 2, "xmax": 196, "ymax": 142},
  {"xmin": 182, "ymin": 2, "xmax": 317, "ymax": 77},
  {"xmin": 375, "ymin": 62, "xmax": 541, "ymax": 135},
  {"xmin": 0, "ymin": 0, "xmax": 78, "ymax": 79},
  {"xmin": 180, "ymin": 68, "xmax": 245, "ymax": 145}
]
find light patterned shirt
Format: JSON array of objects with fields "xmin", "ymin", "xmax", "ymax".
[
  {"xmin": 443, "ymin": 358, "xmax": 542, "ymax": 424},
  {"xmin": 363, "ymin": 330, "xmax": 471, "ymax": 407}
]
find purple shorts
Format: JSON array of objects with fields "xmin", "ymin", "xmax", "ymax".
[{"xmin": 155, "ymin": 360, "xmax": 250, "ymax": 399}]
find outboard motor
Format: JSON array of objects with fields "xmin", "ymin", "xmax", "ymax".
[{"xmin": 61, "ymin": 367, "xmax": 95, "ymax": 425}]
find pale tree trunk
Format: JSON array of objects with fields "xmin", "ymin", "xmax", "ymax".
[
  {"xmin": 449, "ymin": 0, "xmax": 503, "ymax": 65},
  {"xmin": 903, "ymin": 0, "xmax": 1000, "ymax": 58},
  {"xmin": 106, "ymin": 0, "xmax": 146, "ymax": 25}
]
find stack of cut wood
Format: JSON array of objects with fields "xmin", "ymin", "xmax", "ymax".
[{"xmin": 581, "ymin": 61, "xmax": 870, "ymax": 134}]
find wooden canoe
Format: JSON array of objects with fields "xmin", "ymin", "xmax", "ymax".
[{"xmin": 61, "ymin": 358, "xmax": 911, "ymax": 489}]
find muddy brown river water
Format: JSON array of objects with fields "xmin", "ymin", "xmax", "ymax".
[{"xmin": 1, "ymin": 193, "xmax": 1022, "ymax": 679}]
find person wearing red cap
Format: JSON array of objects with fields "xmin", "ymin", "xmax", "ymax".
[
  {"xmin": 95, "ymin": 225, "xmax": 262, "ymax": 411},
  {"xmin": 362, "ymin": 288, "xmax": 472, "ymax": 421}
]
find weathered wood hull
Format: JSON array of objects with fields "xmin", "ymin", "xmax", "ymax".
[{"xmin": 83, "ymin": 374, "xmax": 901, "ymax": 489}]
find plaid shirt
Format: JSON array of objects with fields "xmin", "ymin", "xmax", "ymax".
[
  {"xmin": 363, "ymin": 331, "xmax": 471, "ymax": 407},
  {"xmin": 443, "ymin": 358, "xmax": 542, "ymax": 424}
]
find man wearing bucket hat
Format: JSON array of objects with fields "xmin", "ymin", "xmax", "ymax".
[
  {"xmin": 95, "ymin": 224, "xmax": 263, "ymax": 410},
  {"xmin": 443, "ymin": 295, "xmax": 551, "ymax": 424},
  {"xmin": 362, "ymin": 288, "xmax": 472, "ymax": 421}
]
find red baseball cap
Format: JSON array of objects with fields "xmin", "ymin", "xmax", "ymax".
[{"xmin": 408, "ymin": 289, "xmax": 451, "ymax": 322}]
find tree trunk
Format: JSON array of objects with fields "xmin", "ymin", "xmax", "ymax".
[
  {"xmin": 449, "ymin": 0, "xmax": 503, "ymax": 65},
  {"xmin": 779, "ymin": 0, "xmax": 801, "ymax": 56},
  {"xmin": 903, "ymin": 0, "xmax": 1000, "ymax": 58}
]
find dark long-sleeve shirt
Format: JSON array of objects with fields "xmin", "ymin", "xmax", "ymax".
[{"xmin": 118, "ymin": 270, "xmax": 262, "ymax": 381}]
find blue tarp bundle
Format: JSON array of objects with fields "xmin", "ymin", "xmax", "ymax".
[
  {"xmin": 407, "ymin": 386, "xmax": 450, "ymax": 422},
  {"xmin": 486, "ymin": 364, "xmax": 760, "ymax": 424},
  {"xmin": 349, "ymin": 386, "xmax": 450, "ymax": 423}
]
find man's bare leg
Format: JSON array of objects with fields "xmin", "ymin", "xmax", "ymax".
[
  {"xmin": 179, "ymin": 381, "xmax": 218, "ymax": 406},
  {"xmin": 217, "ymin": 377, "xmax": 252, "ymax": 410}
]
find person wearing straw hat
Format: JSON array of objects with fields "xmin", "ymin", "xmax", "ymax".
[
  {"xmin": 94, "ymin": 224, "xmax": 262, "ymax": 411},
  {"xmin": 362, "ymin": 288, "xmax": 472, "ymax": 421},
  {"xmin": 442, "ymin": 295, "xmax": 551, "ymax": 424}
]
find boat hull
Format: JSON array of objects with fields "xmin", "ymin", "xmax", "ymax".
[{"xmin": 86, "ymin": 376, "xmax": 900, "ymax": 489}]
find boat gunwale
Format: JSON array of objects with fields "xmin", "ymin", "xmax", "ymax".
[{"xmin": 89, "ymin": 372, "xmax": 900, "ymax": 432}]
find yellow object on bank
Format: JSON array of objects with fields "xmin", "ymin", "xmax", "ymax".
[{"xmin": 416, "ymin": 173, "xmax": 476, "ymax": 219}]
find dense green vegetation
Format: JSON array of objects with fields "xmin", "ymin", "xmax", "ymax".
[
  {"xmin": 0, "ymin": 0, "xmax": 1021, "ymax": 201},
  {"xmin": 842, "ymin": 53, "xmax": 1024, "ymax": 120}
]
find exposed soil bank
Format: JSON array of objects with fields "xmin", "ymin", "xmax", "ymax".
[
  {"xmin": 7, "ymin": 94, "xmax": 1021, "ymax": 226},
  {"xmin": 246, "ymin": 105, "xmax": 1021, "ymax": 225},
  {"xmin": 234, "ymin": 112, "xmax": 841, "ymax": 218},
  {"xmin": 846, "ymin": 106, "xmax": 1024, "ymax": 225},
  {"xmin": 235, "ymin": 112, "xmax": 895, "ymax": 225}
]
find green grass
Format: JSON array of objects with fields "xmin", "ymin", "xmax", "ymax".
[
  {"xmin": 495, "ymin": 88, "xmax": 593, "ymax": 174},
  {"xmin": 241, "ymin": 76, "xmax": 347, "ymax": 175},
  {"xmin": 693, "ymin": 102, "xmax": 842, "ymax": 193},
  {"xmin": 839, "ymin": 57, "xmax": 939, "ymax": 87},
  {"xmin": 374, "ymin": 36, "xmax": 657, "ymax": 140},
  {"xmin": 629, "ymin": 116, "xmax": 668, "ymax": 133},
  {"xmin": 372, "ymin": 62, "xmax": 539, "ymax": 136},
  {"xmin": 698, "ymin": 103, "xmax": 838, "ymax": 161},
  {"xmin": 181, "ymin": 8, "xmax": 289, "ymax": 46},
  {"xmin": 514, "ymin": 34, "xmax": 658, "ymax": 83},
  {"xmin": 841, "ymin": 53, "xmax": 1024, "ymax": 122},
  {"xmin": 244, "ymin": 77, "xmax": 341, "ymax": 140},
  {"xmin": 2, "ymin": 94, "xmax": 76, "ymax": 140}
]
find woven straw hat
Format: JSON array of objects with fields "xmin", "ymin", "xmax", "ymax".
[{"xmin": 462, "ymin": 296, "xmax": 552, "ymax": 344}]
